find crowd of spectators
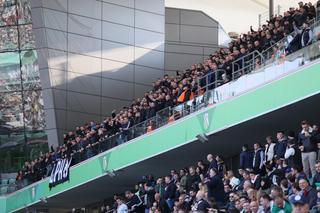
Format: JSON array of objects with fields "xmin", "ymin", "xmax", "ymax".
[
  {"xmin": 98, "ymin": 120, "xmax": 320, "ymax": 213},
  {"xmin": 15, "ymin": 2, "xmax": 320, "ymax": 190}
]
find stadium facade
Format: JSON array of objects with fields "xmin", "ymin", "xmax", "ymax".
[{"xmin": 0, "ymin": 0, "xmax": 222, "ymax": 173}]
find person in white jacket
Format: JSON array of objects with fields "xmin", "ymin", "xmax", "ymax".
[{"xmin": 265, "ymin": 136, "xmax": 276, "ymax": 163}]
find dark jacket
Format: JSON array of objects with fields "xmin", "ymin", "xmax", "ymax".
[
  {"xmin": 157, "ymin": 198, "xmax": 170, "ymax": 213},
  {"xmin": 302, "ymin": 186, "xmax": 317, "ymax": 209},
  {"xmin": 196, "ymin": 199, "xmax": 210, "ymax": 212},
  {"xmin": 275, "ymin": 140, "xmax": 288, "ymax": 158},
  {"xmin": 186, "ymin": 174, "xmax": 201, "ymax": 192},
  {"xmin": 164, "ymin": 181, "xmax": 177, "ymax": 200},
  {"xmin": 127, "ymin": 194, "xmax": 144, "ymax": 213},
  {"xmin": 298, "ymin": 130, "xmax": 317, "ymax": 153},
  {"xmin": 240, "ymin": 151, "xmax": 253, "ymax": 169},
  {"xmin": 206, "ymin": 174, "xmax": 225, "ymax": 204},
  {"xmin": 312, "ymin": 172, "xmax": 320, "ymax": 188},
  {"xmin": 253, "ymin": 148, "xmax": 264, "ymax": 171}
]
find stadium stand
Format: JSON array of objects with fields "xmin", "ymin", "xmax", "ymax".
[
  {"xmin": 96, "ymin": 120, "xmax": 320, "ymax": 213},
  {"xmin": 8, "ymin": 1, "xmax": 320, "ymax": 197}
]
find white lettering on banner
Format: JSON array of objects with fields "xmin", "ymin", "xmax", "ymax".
[
  {"xmin": 53, "ymin": 160, "xmax": 61, "ymax": 183},
  {"xmin": 49, "ymin": 157, "xmax": 72, "ymax": 188},
  {"xmin": 49, "ymin": 163, "xmax": 56, "ymax": 183},
  {"xmin": 63, "ymin": 158, "xmax": 72, "ymax": 178},
  {"xmin": 57, "ymin": 159, "xmax": 65, "ymax": 181}
]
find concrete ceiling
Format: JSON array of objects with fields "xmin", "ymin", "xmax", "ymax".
[{"xmin": 25, "ymin": 92, "xmax": 320, "ymax": 212}]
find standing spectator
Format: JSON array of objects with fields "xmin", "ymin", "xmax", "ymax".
[
  {"xmin": 205, "ymin": 168, "xmax": 225, "ymax": 207},
  {"xmin": 155, "ymin": 178, "xmax": 165, "ymax": 197},
  {"xmin": 186, "ymin": 166, "xmax": 201, "ymax": 192},
  {"xmin": 207, "ymin": 154, "xmax": 218, "ymax": 172},
  {"xmin": 142, "ymin": 183, "xmax": 155, "ymax": 212},
  {"xmin": 164, "ymin": 175, "xmax": 177, "ymax": 210},
  {"xmin": 298, "ymin": 120, "xmax": 317, "ymax": 177},
  {"xmin": 179, "ymin": 169, "xmax": 188, "ymax": 192},
  {"xmin": 300, "ymin": 22, "xmax": 313, "ymax": 47},
  {"xmin": 216, "ymin": 155, "xmax": 227, "ymax": 176},
  {"xmin": 265, "ymin": 136, "xmax": 276, "ymax": 163},
  {"xmin": 253, "ymin": 143, "xmax": 264, "ymax": 173},
  {"xmin": 240, "ymin": 144, "xmax": 253, "ymax": 170},
  {"xmin": 275, "ymin": 131, "xmax": 287, "ymax": 159},
  {"xmin": 125, "ymin": 191, "xmax": 144, "ymax": 213},
  {"xmin": 284, "ymin": 139, "xmax": 302, "ymax": 168},
  {"xmin": 116, "ymin": 196, "xmax": 128, "ymax": 213}
]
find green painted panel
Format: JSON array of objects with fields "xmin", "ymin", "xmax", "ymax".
[
  {"xmin": 0, "ymin": 197, "xmax": 6, "ymax": 213},
  {"xmin": 3, "ymin": 63, "xmax": 320, "ymax": 213}
]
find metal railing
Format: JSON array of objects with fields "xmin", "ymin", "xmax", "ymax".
[
  {"xmin": 230, "ymin": 19, "xmax": 320, "ymax": 81},
  {"xmin": 231, "ymin": 50, "xmax": 265, "ymax": 80},
  {"xmin": 8, "ymin": 19, "xmax": 320, "ymax": 197},
  {"xmin": 261, "ymin": 18, "xmax": 318, "ymax": 61}
]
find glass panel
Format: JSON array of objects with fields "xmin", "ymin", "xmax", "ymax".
[
  {"xmin": 21, "ymin": 50, "xmax": 40, "ymax": 90},
  {"xmin": 17, "ymin": 0, "xmax": 32, "ymax": 25},
  {"xmin": 23, "ymin": 89, "xmax": 45, "ymax": 130},
  {"xmin": 19, "ymin": 24, "xmax": 35, "ymax": 50},
  {"xmin": 0, "ymin": 4, "xmax": 17, "ymax": 27},
  {"xmin": 0, "ymin": 0, "xmax": 16, "ymax": 8},
  {"xmin": 0, "ymin": 26, "xmax": 18, "ymax": 52},
  {"xmin": 0, "ymin": 91, "xmax": 25, "ymax": 148},
  {"xmin": 0, "ymin": 51, "xmax": 21, "ymax": 92}
]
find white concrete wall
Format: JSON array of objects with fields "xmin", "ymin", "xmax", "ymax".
[
  {"xmin": 165, "ymin": 7, "xmax": 221, "ymax": 74},
  {"xmin": 30, "ymin": 0, "xmax": 165, "ymax": 146}
]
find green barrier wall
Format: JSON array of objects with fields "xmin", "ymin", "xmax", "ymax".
[{"xmin": 1, "ymin": 62, "xmax": 320, "ymax": 213}]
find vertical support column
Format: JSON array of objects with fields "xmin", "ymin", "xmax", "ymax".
[{"xmin": 269, "ymin": 0, "xmax": 274, "ymax": 20}]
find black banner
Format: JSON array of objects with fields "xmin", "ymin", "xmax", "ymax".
[{"xmin": 49, "ymin": 157, "xmax": 72, "ymax": 188}]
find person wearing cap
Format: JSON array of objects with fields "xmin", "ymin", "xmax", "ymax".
[
  {"xmin": 291, "ymin": 194, "xmax": 309, "ymax": 213},
  {"xmin": 298, "ymin": 178, "xmax": 317, "ymax": 209}
]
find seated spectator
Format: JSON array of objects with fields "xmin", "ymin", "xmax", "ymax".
[
  {"xmin": 291, "ymin": 194, "xmax": 310, "ymax": 213},
  {"xmin": 226, "ymin": 170, "xmax": 240, "ymax": 190},
  {"xmin": 298, "ymin": 178, "xmax": 317, "ymax": 209},
  {"xmin": 271, "ymin": 196, "xmax": 292, "ymax": 213}
]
